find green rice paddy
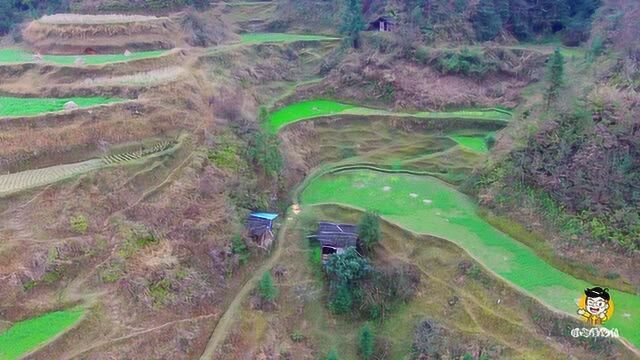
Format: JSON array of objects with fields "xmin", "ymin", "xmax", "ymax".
[
  {"xmin": 239, "ymin": 33, "xmax": 340, "ymax": 44},
  {"xmin": 265, "ymin": 100, "xmax": 512, "ymax": 133},
  {"xmin": 0, "ymin": 96, "xmax": 124, "ymax": 117},
  {"xmin": 0, "ymin": 48, "xmax": 168, "ymax": 66},
  {"xmin": 300, "ymin": 170, "xmax": 640, "ymax": 348},
  {"xmin": 449, "ymin": 135, "xmax": 489, "ymax": 153},
  {"xmin": 0, "ymin": 309, "xmax": 84, "ymax": 360}
]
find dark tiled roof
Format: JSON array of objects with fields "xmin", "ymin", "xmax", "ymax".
[
  {"xmin": 312, "ymin": 222, "xmax": 358, "ymax": 248},
  {"xmin": 317, "ymin": 222, "xmax": 358, "ymax": 235}
]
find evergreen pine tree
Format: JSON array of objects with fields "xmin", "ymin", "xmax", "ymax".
[
  {"xmin": 358, "ymin": 211, "xmax": 382, "ymax": 250},
  {"xmin": 0, "ymin": 0, "xmax": 16, "ymax": 35},
  {"xmin": 472, "ymin": 0, "xmax": 502, "ymax": 41},
  {"xmin": 358, "ymin": 323, "xmax": 374, "ymax": 359},
  {"xmin": 258, "ymin": 271, "xmax": 278, "ymax": 301},
  {"xmin": 545, "ymin": 48, "xmax": 565, "ymax": 109},
  {"xmin": 340, "ymin": 0, "xmax": 364, "ymax": 48}
]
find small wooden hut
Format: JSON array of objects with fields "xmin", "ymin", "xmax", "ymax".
[
  {"xmin": 368, "ymin": 16, "xmax": 394, "ymax": 32},
  {"xmin": 246, "ymin": 212, "xmax": 278, "ymax": 250},
  {"xmin": 308, "ymin": 222, "xmax": 359, "ymax": 262}
]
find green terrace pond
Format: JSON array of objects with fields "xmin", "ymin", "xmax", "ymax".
[
  {"xmin": 0, "ymin": 309, "xmax": 84, "ymax": 360},
  {"xmin": 264, "ymin": 99, "xmax": 512, "ymax": 134},
  {"xmin": 0, "ymin": 48, "xmax": 169, "ymax": 66},
  {"xmin": 239, "ymin": 33, "xmax": 340, "ymax": 44},
  {"xmin": 299, "ymin": 170, "xmax": 640, "ymax": 349},
  {"xmin": 0, "ymin": 96, "xmax": 124, "ymax": 117}
]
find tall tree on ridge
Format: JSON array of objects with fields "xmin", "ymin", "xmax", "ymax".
[{"xmin": 340, "ymin": 0, "xmax": 365, "ymax": 48}]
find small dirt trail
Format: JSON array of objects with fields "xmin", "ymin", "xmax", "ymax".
[{"xmin": 198, "ymin": 210, "xmax": 296, "ymax": 360}]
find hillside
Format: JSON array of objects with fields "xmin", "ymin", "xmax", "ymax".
[{"xmin": 0, "ymin": 1, "xmax": 638, "ymax": 360}]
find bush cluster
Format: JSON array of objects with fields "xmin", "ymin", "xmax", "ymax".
[{"xmin": 325, "ymin": 248, "xmax": 420, "ymax": 320}]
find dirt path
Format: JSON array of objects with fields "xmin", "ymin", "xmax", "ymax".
[
  {"xmin": 61, "ymin": 313, "xmax": 216, "ymax": 360},
  {"xmin": 198, "ymin": 210, "xmax": 295, "ymax": 360}
]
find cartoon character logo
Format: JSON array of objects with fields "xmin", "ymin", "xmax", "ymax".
[{"xmin": 577, "ymin": 287, "xmax": 614, "ymax": 326}]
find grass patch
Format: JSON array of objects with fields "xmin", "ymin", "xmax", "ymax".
[
  {"xmin": 449, "ymin": 135, "xmax": 489, "ymax": 153},
  {"xmin": 0, "ymin": 310, "xmax": 84, "ymax": 360},
  {"xmin": 266, "ymin": 100, "xmax": 511, "ymax": 133},
  {"xmin": 300, "ymin": 170, "xmax": 640, "ymax": 349},
  {"xmin": 239, "ymin": 33, "xmax": 339, "ymax": 44},
  {"xmin": 0, "ymin": 48, "xmax": 168, "ymax": 66},
  {"xmin": 0, "ymin": 96, "xmax": 123, "ymax": 118}
]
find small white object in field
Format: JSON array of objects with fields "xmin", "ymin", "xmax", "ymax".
[
  {"xmin": 74, "ymin": 56, "xmax": 85, "ymax": 65},
  {"xmin": 497, "ymin": 299, "xmax": 501, "ymax": 304},
  {"xmin": 124, "ymin": 50, "xmax": 132, "ymax": 56},
  {"xmin": 423, "ymin": 199, "xmax": 432, "ymax": 204},
  {"xmin": 64, "ymin": 101, "xmax": 79, "ymax": 110},
  {"xmin": 382, "ymin": 186, "xmax": 391, "ymax": 191},
  {"xmin": 32, "ymin": 53, "xmax": 43, "ymax": 62},
  {"xmin": 292, "ymin": 203, "xmax": 301, "ymax": 214},
  {"xmin": 409, "ymin": 193, "xmax": 418, "ymax": 198}
]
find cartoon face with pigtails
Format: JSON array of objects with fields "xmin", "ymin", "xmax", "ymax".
[{"xmin": 577, "ymin": 287, "xmax": 614, "ymax": 326}]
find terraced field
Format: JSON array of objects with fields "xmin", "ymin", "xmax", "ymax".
[
  {"xmin": 239, "ymin": 33, "xmax": 340, "ymax": 44},
  {"xmin": 0, "ymin": 309, "xmax": 84, "ymax": 360},
  {"xmin": 299, "ymin": 170, "xmax": 640, "ymax": 349},
  {"xmin": 0, "ymin": 48, "xmax": 169, "ymax": 66},
  {"xmin": 0, "ymin": 140, "xmax": 176, "ymax": 197},
  {"xmin": 0, "ymin": 96, "xmax": 124, "ymax": 117},
  {"xmin": 265, "ymin": 99, "xmax": 512, "ymax": 133},
  {"xmin": 0, "ymin": 160, "xmax": 102, "ymax": 196},
  {"xmin": 281, "ymin": 115, "xmax": 495, "ymax": 185}
]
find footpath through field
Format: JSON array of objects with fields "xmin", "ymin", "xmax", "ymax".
[{"xmin": 198, "ymin": 209, "xmax": 295, "ymax": 359}]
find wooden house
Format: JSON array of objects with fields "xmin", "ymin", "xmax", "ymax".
[
  {"xmin": 246, "ymin": 212, "xmax": 278, "ymax": 250},
  {"xmin": 308, "ymin": 222, "xmax": 359, "ymax": 262},
  {"xmin": 368, "ymin": 16, "xmax": 394, "ymax": 32}
]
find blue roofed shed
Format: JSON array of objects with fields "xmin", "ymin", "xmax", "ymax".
[{"xmin": 246, "ymin": 212, "xmax": 279, "ymax": 249}]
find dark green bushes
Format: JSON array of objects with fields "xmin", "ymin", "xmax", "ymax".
[
  {"xmin": 325, "ymin": 248, "xmax": 420, "ymax": 320},
  {"xmin": 485, "ymin": 107, "xmax": 640, "ymax": 251},
  {"xmin": 248, "ymin": 129, "xmax": 283, "ymax": 178},
  {"xmin": 434, "ymin": 49, "xmax": 498, "ymax": 79}
]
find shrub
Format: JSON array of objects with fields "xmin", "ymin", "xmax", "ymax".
[
  {"xmin": 358, "ymin": 324, "xmax": 374, "ymax": 359},
  {"xmin": 485, "ymin": 133, "xmax": 496, "ymax": 149},
  {"xmin": 258, "ymin": 106, "xmax": 269, "ymax": 123},
  {"xmin": 207, "ymin": 136, "xmax": 244, "ymax": 172},
  {"xmin": 42, "ymin": 270, "xmax": 61, "ymax": 284},
  {"xmin": 259, "ymin": 271, "xmax": 278, "ymax": 301},
  {"xmin": 70, "ymin": 215, "xmax": 88, "ymax": 234},
  {"xmin": 231, "ymin": 233, "xmax": 250, "ymax": 265},
  {"xmin": 149, "ymin": 278, "xmax": 173, "ymax": 307},
  {"xmin": 290, "ymin": 329, "xmax": 305, "ymax": 342},
  {"xmin": 358, "ymin": 211, "xmax": 382, "ymax": 251},
  {"xmin": 98, "ymin": 261, "xmax": 124, "ymax": 283},
  {"xmin": 118, "ymin": 223, "xmax": 158, "ymax": 258},
  {"xmin": 309, "ymin": 245, "xmax": 322, "ymax": 271},
  {"xmin": 326, "ymin": 349, "xmax": 340, "ymax": 360},
  {"xmin": 325, "ymin": 247, "xmax": 371, "ymax": 285},
  {"xmin": 330, "ymin": 285, "xmax": 353, "ymax": 314},
  {"xmin": 414, "ymin": 46, "xmax": 429, "ymax": 64},
  {"xmin": 23, "ymin": 279, "xmax": 37, "ymax": 291},
  {"xmin": 248, "ymin": 130, "xmax": 283, "ymax": 178},
  {"xmin": 435, "ymin": 49, "xmax": 495, "ymax": 78}
]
